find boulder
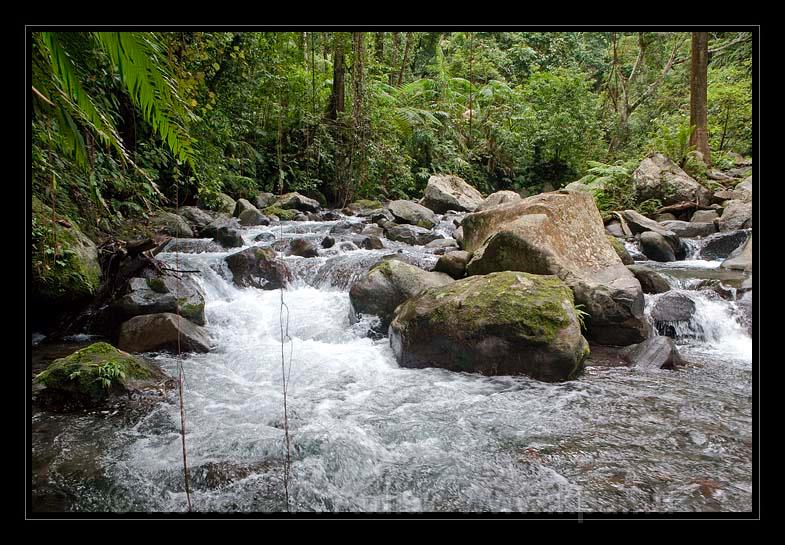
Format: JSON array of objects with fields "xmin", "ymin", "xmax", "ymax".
[
  {"xmin": 718, "ymin": 200, "xmax": 752, "ymax": 231},
  {"xmin": 287, "ymin": 238, "xmax": 319, "ymax": 258},
  {"xmin": 233, "ymin": 198, "xmax": 258, "ymax": 218},
  {"xmin": 424, "ymin": 238, "xmax": 459, "ymax": 252},
  {"xmin": 349, "ymin": 259, "xmax": 453, "ymax": 332},
  {"xmin": 321, "ymin": 236, "xmax": 336, "ymax": 249},
  {"xmin": 31, "ymin": 197, "xmax": 101, "ymax": 307},
  {"xmin": 384, "ymin": 223, "xmax": 443, "ymax": 246},
  {"xmin": 605, "ymin": 221, "xmax": 628, "ymax": 238},
  {"xmin": 320, "ymin": 210, "xmax": 342, "ymax": 221},
  {"xmin": 113, "ymin": 274, "xmax": 206, "ymax": 325},
  {"xmin": 178, "ymin": 206, "xmax": 215, "ymax": 230},
  {"xmin": 691, "ymin": 209, "xmax": 719, "ymax": 223},
  {"xmin": 736, "ymin": 176, "xmax": 752, "ymax": 198},
  {"xmin": 607, "ymin": 235, "xmax": 634, "ymax": 265},
  {"xmin": 346, "ymin": 200, "xmax": 384, "ymax": 216},
  {"xmin": 387, "ymin": 200, "xmax": 438, "ymax": 229},
  {"xmin": 359, "ymin": 236, "xmax": 384, "ymax": 250},
  {"xmin": 273, "ymin": 192, "xmax": 321, "ymax": 212},
  {"xmin": 361, "ymin": 224, "xmax": 385, "ymax": 238},
  {"xmin": 639, "ymin": 231, "xmax": 676, "ymax": 262},
  {"xmin": 421, "ymin": 174, "xmax": 484, "ymax": 213},
  {"xmin": 720, "ymin": 236, "xmax": 752, "ymax": 272},
  {"xmin": 118, "ymin": 313, "xmax": 212, "ymax": 353},
  {"xmin": 254, "ymin": 192, "xmax": 276, "ymax": 209},
  {"xmin": 199, "ymin": 192, "xmax": 236, "ymax": 215},
  {"xmin": 389, "ymin": 271, "xmax": 590, "ymax": 382},
  {"xmin": 655, "ymin": 213, "xmax": 677, "ymax": 222},
  {"xmin": 712, "ymin": 189, "xmax": 747, "ymax": 204},
  {"xmin": 659, "ymin": 220, "xmax": 716, "ymax": 238},
  {"xmin": 254, "ymin": 232, "xmax": 276, "ymax": 243},
  {"xmin": 736, "ymin": 291, "xmax": 752, "ymax": 335},
  {"xmin": 699, "ymin": 230, "xmax": 750, "ymax": 260},
  {"xmin": 200, "ymin": 217, "xmax": 244, "ymax": 248},
  {"xmin": 651, "ymin": 292, "xmax": 696, "ymax": 323},
  {"xmin": 461, "ymin": 190, "xmax": 648, "ymax": 345},
  {"xmin": 433, "ymin": 250, "xmax": 470, "ymax": 279},
  {"xmin": 338, "ymin": 241, "xmax": 359, "ymax": 252},
  {"xmin": 330, "ymin": 221, "xmax": 366, "ymax": 236},
  {"xmin": 224, "ymin": 247, "xmax": 292, "ymax": 289},
  {"xmin": 262, "ymin": 206, "xmax": 298, "ymax": 221},
  {"xmin": 620, "ymin": 336, "xmax": 683, "ymax": 370},
  {"xmin": 238, "ymin": 208, "xmax": 270, "ymax": 227},
  {"xmin": 475, "ymin": 190, "xmax": 521, "ymax": 212},
  {"xmin": 627, "ymin": 265, "xmax": 670, "ymax": 294},
  {"xmin": 453, "ymin": 226, "xmax": 465, "ymax": 248},
  {"xmin": 161, "ymin": 239, "xmax": 224, "ymax": 253},
  {"xmin": 150, "ymin": 211, "xmax": 194, "ymax": 238},
  {"xmin": 631, "ymin": 153, "xmax": 713, "ymax": 206},
  {"xmin": 620, "ymin": 210, "xmax": 681, "ymax": 253},
  {"xmin": 33, "ymin": 342, "xmax": 170, "ymax": 408}
]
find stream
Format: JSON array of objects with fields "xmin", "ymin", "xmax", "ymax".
[{"xmin": 31, "ymin": 216, "xmax": 754, "ymax": 513}]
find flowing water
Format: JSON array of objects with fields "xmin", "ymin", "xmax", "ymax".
[{"xmin": 31, "ymin": 217, "xmax": 754, "ymax": 513}]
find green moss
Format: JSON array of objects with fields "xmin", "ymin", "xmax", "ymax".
[
  {"xmin": 350, "ymin": 199, "xmax": 382, "ymax": 210},
  {"xmin": 178, "ymin": 299, "xmax": 205, "ymax": 322},
  {"xmin": 262, "ymin": 206, "xmax": 297, "ymax": 220},
  {"xmin": 146, "ymin": 277, "xmax": 168, "ymax": 293},
  {"xmin": 34, "ymin": 342, "xmax": 153, "ymax": 400}
]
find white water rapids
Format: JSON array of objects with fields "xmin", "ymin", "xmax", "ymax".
[{"xmin": 32, "ymin": 218, "xmax": 754, "ymax": 513}]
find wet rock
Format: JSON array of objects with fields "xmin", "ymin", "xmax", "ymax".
[
  {"xmin": 736, "ymin": 291, "xmax": 752, "ymax": 335},
  {"xmin": 387, "ymin": 200, "xmax": 438, "ymax": 229},
  {"xmin": 384, "ymin": 223, "xmax": 444, "ymax": 246},
  {"xmin": 476, "ymin": 190, "xmax": 521, "ymax": 212},
  {"xmin": 254, "ymin": 232, "xmax": 276, "ymax": 243},
  {"xmin": 262, "ymin": 206, "xmax": 298, "ymax": 221},
  {"xmin": 254, "ymin": 192, "xmax": 276, "ymax": 209},
  {"xmin": 361, "ymin": 224, "xmax": 385, "ymax": 238},
  {"xmin": 462, "ymin": 190, "xmax": 648, "ymax": 346},
  {"xmin": 233, "ymin": 198, "xmax": 257, "ymax": 218},
  {"xmin": 389, "ymin": 271, "xmax": 589, "ymax": 381},
  {"xmin": 293, "ymin": 212, "xmax": 309, "ymax": 222},
  {"xmin": 425, "ymin": 238, "xmax": 459, "ymax": 252},
  {"xmin": 320, "ymin": 210, "xmax": 341, "ymax": 221},
  {"xmin": 330, "ymin": 221, "xmax": 366, "ymax": 235},
  {"xmin": 306, "ymin": 212, "xmax": 322, "ymax": 221},
  {"xmin": 720, "ymin": 235, "xmax": 752, "ymax": 272},
  {"xmin": 160, "ymin": 238, "xmax": 224, "ymax": 254},
  {"xmin": 659, "ymin": 220, "xmax": 716, "ymax": 238},
  {"xmin": 238, "ymin": 208, "xmax": 270, "ymax": 227},
  {"xmin": 631, "ymin": 153, "xmax": 713, "ymax": 206},
  {"xmin": 113, "ymin": 274, "xmax": 206, "ymax": 325},
  {"xmin": 273, "ymin": 192, "xmax": 321, "ymax": 212},
  {"xmin": 349, "ymin": 259, "xmax": 453, "ymax": 333},
  {"xmin": 607, "ymin": 235, "xmax": 634, "ymax": 265},
  {"xmin": 201, "ymin": 217, "xmax": 244, "ymax": 248},
  {"xmin": 33, "ymin": 342, "xmax": 170, "ymax": 409},
  {"xmin": 651, "ymin": 292, "xmax": 696, "ymax": 322},
  {"xmin": 718, "ymin": 200, "xmax": 752, "ymax": 231},
  {"xmin": 371, "ymin": 209, "xmax": 395, "ymax": 224},
  {"xmin": 433, "ymin": 250, "xmax": 470, "ymax": 279},
  {"xmin": 118, "ymin": 313, "xmax": 212, "ymax": 353},
  {"xmin": 639, "ymin": 232, "xmax": 676, "ymax": 262},
  {"xmin": 359, "ymin": 236, "xmax": 384, "ymax": 250},
  {"xmin": 699, "ymin": 230, "xmax": 750, "ymax": 260},
  {"xmin": 150, "ymin": 211, "xmax": 194, "ymax": 238},
  {"xmin": 627, "ymin": 265, "xmax": 670, "ymax": 294},
  {"xmin": 691, "ymin": 209, "xmax": 719, "ymax": 223},
  {"xmin": 422, "ymin": 174, "xmax": 484, "ymax": 213},
  {"xmin": 178, "ymin": 206, "xmax": 215, "ymax": 231},
  {"xmin": 321, "ymin": 236, "xmax": 335, "ymax": 249},
  {"xmin": 620, "ymin": 209, "xmax": 681, "ymax": 253},
  {"xmin": 620, "ymin": 336, "xmax": 683, "ymax": 370},
  {"xmin": 224, "ymin": 247, "xmax": 292, "ymax": 289},
  {"xmin": 287, "ymin": 238, "xmax": 319, "ymax": 258},
  {"xmin": 338, "ymin": 241, "xmax": 359, "ymax": 252}
]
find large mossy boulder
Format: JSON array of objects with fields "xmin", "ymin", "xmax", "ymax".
[
  {"xmin": 349, "ymin": 259, "xmax": 453, "ymax": 333},
  {"xmin": 118, "ymin": 313, "xmax": 212, "ymax": 353},
  {"xmin": 262, "ymin": 205, "xmax": 298, "ymax": 221},
  {"xmin": 113, "ymin": 274, "xmax": 206, "ymax": 325},
  {"xmin": 273, "ymin": 192, "xmax": 321, "ymax": 212},
  {"xmin": 389, "ymin": 271, "xmax": 590, "ymax": 382},
  {"xmin": 421, "ymin": 174, "xmax": 484, "ymax": 213},
  {"xmin": 34, "ymin": 342, "xmax": 170, "ymax": 408},
  {"xmin": 461, "ymin": 190, "xmax": 648, "ymax": 346},
  {"xmin": 631, "ymin": 153, "xmax": 713, "ymax": 206},
  {"xmin": 387, "ymin": 200, "xmax": 438, "ymax": 229},
  {"xmin": 224, "ymin": 247, "xmax": 292, "ymax": 289},
  {"xmin": 150, "ymin": 211, "xmax": 194, "ymax": 238},
  {"xmin": 31, "ymin": 197, "xmax": 101, "ymax": 308}
]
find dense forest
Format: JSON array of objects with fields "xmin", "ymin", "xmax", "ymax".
[{"xmin": 32, "ymin": 31, "xmax": 751, "ymax": 236}]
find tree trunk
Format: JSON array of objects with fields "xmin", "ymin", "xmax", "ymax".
[
  {"xmin": 389, "ymin": 32, "xmax": 401, "ymax": 86},
  {"xmin": 397, "ymin": 32, "xmax": 413, "ymax": 87},
  {"xmin": 689, "ymin": 32, "xmax": 711, "ymax": 166},
  {"xmin": 327, "ymin": 34, "xmax": 345, "ymax": 121},
  {"xmin": 373, "ymin": 32, "xmax": 384, "ymax": 65}
]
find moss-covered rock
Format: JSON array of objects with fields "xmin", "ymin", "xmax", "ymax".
[
  {"xmin": 262, "ymin": 206, "xmax": 298, "ymax": 221},
  {"xmin": 272, "ymin": 192, "xmax": 321, "ymax": 212},
  {"xmin": 607, "ymin": 235, "xmax": 634, "ymax": 265},
  {"xmin": 348, "ymin": 199, "xmax": 383, "ymax": 211},
  {"xmin": 31, "ymin": 196, "xmax": 101, "ymax": 307},
  {"xmin": 34, "ymin": 342, "xmax": 168, "ymax": 406},
  {"xmin": 199, "ymin": 192, "xmax": 236, "ymax": 215},
  {"xmin": 389, "ymin": 271, "xmax": 589, "ymax": 381},
  {"xmin": 225, "ymin": 246, "xmax": 292, "ymax": 289}
]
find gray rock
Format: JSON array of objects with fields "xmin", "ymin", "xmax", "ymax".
[
  {"xmin": 320, "ymin": 210, "xmax": 342, "ymax": 221},
  {"xmin": 273, "ymin": 192, "xmax": 321, "ymax": 212},
  {"xmin": 199, "ymin": 192, "xmax": 235, "ymax": 215},
  {"xmin": 631, "ymin": 153, "xmax": 713, "ymax": 206},
  {"xmin": 691, "ymin": 209, "xmax": 719, "ymax": 223},
  {"xmin": 360, "ymin": 236, "xmax": 384, "ymax": 250},
  {"xmin": 627, "ymin": 265, "xmax": 670, "ymax": 294},
  {"xmin": 384, "ymin": 223, "xmax": 444, "ymax": 246},
  {"xmin": 421, "ymin": 174, "xmax": 484, "ymax": 213},
  {"xmin": 233, "ymin": 198, "xmax": 258, "ymax": 218},
  {"xmin": 651, "ymin": 292, "xmax": 696, "ymax": 322},
  {"xmin": 254, "ymin": 232, "xmax": 276, "ymax": 243},
  {"xmin": 254, "ymin": 192, "xmax": 276, "ymax": 209},
  {"xmin": 114, "ymin": 275, "xmax": 206, "ymax": 325},
  {"xmin": 151, "ymin": 211, "xmax": 194, "ymax": 238},
  {"xmin": 640, "ymin": 231, "xmax": 676, "ymax": 262},
  {"xmin": 699, "ymin": 230, "xmax": 750, "ymax": 260},
  {"xmin": 475, "ymin": 190, "xmax": 521, "ymax": 212},
  {"xmin": 321, "ymin": 236, "xmax": 335, "ymax": 249},
  {"xmin": 659, "ymin": 220, "xmax": 716, "ymax": 238},
  {"xmin": 178, "ymin": 206, "xmax": 215, "ymax": 230},
  {"xmin": 330, "ymin": 221, "xmax": 366, "ymax": 235},
  {"xmin": 238, "ymin": 208, "xmax": 270, "ymax": 227},
  {"xmin": 720, "ymin": 235, "xmax": 752, "ymax": 272},
  {"xmin": 225, "ymin": 247, "xmax": 292, "ymax": 289},
  {"xmin": 118, "ymin": 313, "xmax": 212, "ymax": 353},
  {"xmin": 605, "ymin": 221, "xmax": 628, "ymax": 238},
  {"xmin": 433, "ymin": 250, "xmax": 470, "ymax": 279},
  {"xmin": 387, "ymin": 200, "xmax": 438, "ymax": 229},
  {"xmin": 719, "ymin": 200, "xmax": 752, "ymax": 231},
  {"xmin": 620, "ymin": 336, "xmax": 683, "ymax": 370},
  {"xmin": 655, "ymin": 213, "xmax": 677, "ymax": 222},
  {"xmin": 287, "ymin": 238, "xmax": 319, "ymax": 258},
  {"xmin": 621, "ymin": 209, "xmax": 681, "ymax": 253}
]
